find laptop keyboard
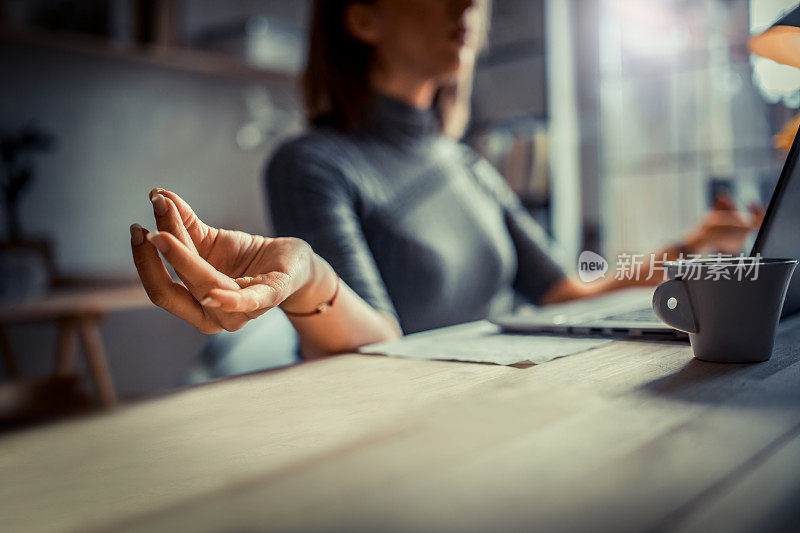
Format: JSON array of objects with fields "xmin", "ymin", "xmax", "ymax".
[{"xmin": 604, "ymin": 307, "xmax": 660, "ymax": 323}]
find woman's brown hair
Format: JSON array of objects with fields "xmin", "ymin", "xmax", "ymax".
[
  {"xmin": 303, "ymin": 0, "xmax": 488, "ymax": 138},
  {"xmin": 303, "ymin": 0, "xmax": 376, "ymax": 133}
]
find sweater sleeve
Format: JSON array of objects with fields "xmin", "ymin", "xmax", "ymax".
[{"xmin": 264, "ymin": 137, "xmax": 398, "ymax": 320}]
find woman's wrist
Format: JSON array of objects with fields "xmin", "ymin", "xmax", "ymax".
[
  {"xmin": 280, "ymin": 253, "xmax": 337, "ymax": 315},
  {"xmin": 678, "ymin": 233, "xmax": 702, "ymax": 256}
]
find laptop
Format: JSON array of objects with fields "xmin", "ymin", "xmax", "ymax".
[{"xmin": 492, "ymin": 127, "xmax": 800, "ymax": 340}]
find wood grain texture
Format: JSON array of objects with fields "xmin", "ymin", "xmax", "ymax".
[
  {"xmin": 2, "ymin": 321, "xmax": 800, "ymax": 533},
  {"xmin": 671, "ymin": 425, "xmax": 800, "ymax": 533}
]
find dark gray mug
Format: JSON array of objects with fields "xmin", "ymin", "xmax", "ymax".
[{"xmin": 652, "ymin": 257, "xmax": 798, "ymax": 363}]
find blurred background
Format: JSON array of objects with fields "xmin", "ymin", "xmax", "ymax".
[{"xmin": 0, "ymin": 0, "xmax": 798, "ymax": 424}]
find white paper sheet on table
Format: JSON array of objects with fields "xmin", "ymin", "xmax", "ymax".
[{"xmin": 358, "ymin": 320, "xmax": 611, "ymax": 366}]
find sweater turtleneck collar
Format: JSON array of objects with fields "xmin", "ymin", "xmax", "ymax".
[{"xmin": 360, "ymin": 93, "xmax": 438, "ymax": 145}]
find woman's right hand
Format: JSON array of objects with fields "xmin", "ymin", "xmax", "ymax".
[{"xmin": 130, "ymin": 188, "xmax": 333, "ymax": 334}]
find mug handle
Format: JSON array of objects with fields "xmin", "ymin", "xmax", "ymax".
[{"xmin": 652, "ymin": 280, "xmax": 698, "ymax": 334}]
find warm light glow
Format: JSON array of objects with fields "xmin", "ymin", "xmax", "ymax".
[{"xmin": 610, "ymin": 0, "xmax": 689, "ymax": 58}]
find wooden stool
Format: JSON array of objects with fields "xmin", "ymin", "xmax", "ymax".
[{"xmin": 0, "ymin": 285, "xmax": 151, "ymax": 411}]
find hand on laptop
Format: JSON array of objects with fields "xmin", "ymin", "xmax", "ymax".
[
  {"xmin": 681, "ymin": 193, "xmax": 764, "ymax": 256},
  {"xmin": 541, "ymin": 193, "xmax": 765, "ymax": 305}
]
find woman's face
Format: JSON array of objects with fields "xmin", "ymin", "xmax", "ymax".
[{"xmin": 351, "ymin": 0, "xmax": 479, "ymax": 81}]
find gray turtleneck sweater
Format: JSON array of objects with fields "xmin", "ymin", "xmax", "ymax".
[{"xmin": 265, "ymin": 95, "xmax": 565, "ymax": 334}]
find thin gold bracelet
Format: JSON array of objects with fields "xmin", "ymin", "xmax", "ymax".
[{"xmin": 282, "ymin": 274, "xmax": 340, "ymax": 317}]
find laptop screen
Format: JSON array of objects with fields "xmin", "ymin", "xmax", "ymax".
[{"xmin": 752, "ymin": 127, "xmax": 800, "ymax": 318}]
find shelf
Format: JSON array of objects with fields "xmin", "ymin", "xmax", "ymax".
[{"xmin": 0, "ymin": 28, "xmax": 298, "ymax": 85}]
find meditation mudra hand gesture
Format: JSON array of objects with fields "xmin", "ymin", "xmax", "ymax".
[
  {"xmin": 129, "ymin": 188, "xmax": 327, "ymax": 333},
  {"xmin": 130, "ymin": 189, "xmax": 400, "ymax": 356}
]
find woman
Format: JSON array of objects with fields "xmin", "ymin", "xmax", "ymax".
[
  {"xmin": 130, "ymin": 0, "xmax": 759, "ymax": 357},
  {"xmin": 749, "ymin": 2, "xmax": 800, "ymax": 152}
]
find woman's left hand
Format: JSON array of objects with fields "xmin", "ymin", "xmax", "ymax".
[
  {"xmin": 542, "ymin": 193, "xmax": 766, "ymax": 304},
  {"xmin": 682, "ymin": 193, "xmax": 765, "ymax": 255}
]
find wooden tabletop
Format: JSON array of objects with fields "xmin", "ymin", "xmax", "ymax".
[
  {"xmin": 3, "ymin": 320, "xmax": 800, "ymax": 532},
  {"xmin": 0, "ymin": 285, "xmax": 151, "ymax": 323}
]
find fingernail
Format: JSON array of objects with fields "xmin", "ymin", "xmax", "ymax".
[
  {"xmin": 151, "ymin": 193, "xmax": 168, "ymax": 216},
  {"xmin": 129, "ymin": 224, "xmax": 144, "ymax": 246},
  {"xmin": 147, "ymin": 232, "xmax": 170, "ymax": 254},
  {"xmin": 201, "ymin": 296, "xmax": 220, "ymax": 308},
  {"xmin": 149, "ymin": 187, "xmax": 166, "ymax": 199}
]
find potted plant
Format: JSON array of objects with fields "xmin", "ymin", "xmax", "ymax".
[{"xmin": 0, "ymin": 127, "xmax": 56, "ymax": 301}]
